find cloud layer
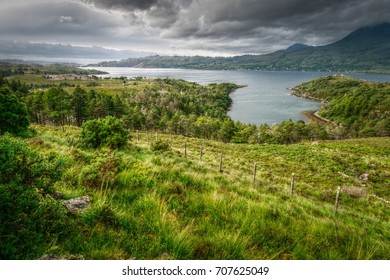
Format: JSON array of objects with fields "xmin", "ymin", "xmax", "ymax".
[{"xmin": 0, "ymin": 0, "xmax": 389, "ymax": 60}]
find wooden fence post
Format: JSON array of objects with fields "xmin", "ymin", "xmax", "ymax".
[
  {"xmin": 334, "ymin": 186, "xmax": 342, "ymax": 215},
  {"xmin": 184, "ymin": 142, "xmax": 187, "ymax": 158},
  {"xmin": 200, "ymin": 145, "xmax": 203, "ymax": 161},
  {"xmin": 219, "ymin": 153, "xmax": 223, "ymax": 172},
  {"xmin": 290, "ymin": 173, "xmax": 295, "ymax": 195},
  {"xmin": 253, "ymin": 163, "xmax": 257, "ymax": 183}
]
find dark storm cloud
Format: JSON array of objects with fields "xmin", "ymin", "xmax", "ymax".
[
  {"xmin": 82, "ymin": 0, "xmax": 193, "ymax": 28},
  {"xmin": 82, "ymin": 0, "xmax": 160, "ymax": 10},
  {"xmin": 165, "ymin": 0, "xmax": 390, "ymax": 41},
  {"xmin": 84, "ymin": 0, "xmax": 390, "ymax": 53},
  {"xmin": 82, "ymin": 0, "xmax": 193, "ymax": 11},
  {"xmin": 0, "ymin": 0, "xmax": 389, "ymax": 58}
]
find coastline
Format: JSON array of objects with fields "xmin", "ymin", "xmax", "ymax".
[
  {"xmin": 288, "ymin": 88, "xmax": 330, "ymax": 124},
  {"xmin": 288, "ymin": 90, "xmax": 327, "ymax": 104},
  {"xmin": 301, "ymin": 110, "xmax": 330, "ymax": 124}
]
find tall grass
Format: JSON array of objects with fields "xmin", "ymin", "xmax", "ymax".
[{"xmin": 25, "ymin": 125, "xmax": 390, "ymax": 259}]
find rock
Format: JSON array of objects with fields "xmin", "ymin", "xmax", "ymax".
[
  {"xmin": 38, "ymin": 254, "xmax": 62, "ymax": 260},
  {"xmin": 359, "ymin": 174, "xmax": 369, "ymax": 181},
  {"xmin": 38, "ymin": 254, "xmax": 84, "ymax": 260},
  {"xmin": 62, "ymin": 195, "xmax": 91, "ymax": 213},
  {"xmin": 342, "ymin": 186, "xmax": 365, "ymax": 198},
  {"xmin": 159, "ymin": 253, "xmax": 171, "ymax": 260}
]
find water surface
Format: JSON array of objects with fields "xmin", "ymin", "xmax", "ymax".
[{"xmin": 87, "ymin": 67, "xmax": 390, "ymax": 125}]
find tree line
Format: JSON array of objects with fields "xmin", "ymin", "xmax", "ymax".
[{"xmin": 1, "ymin": 75, "xmax": 387, "ymax": 144}]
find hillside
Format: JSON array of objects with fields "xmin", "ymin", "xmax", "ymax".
[
  {"xmin": 292, "ymin": 74, "xmax": 390, "ymax": 137},
  {"xmin": 93, "ymin": 23, "xmax": 390, "ymax": 72},
  {"xmin": 1, "ymin": 127, "xmax": 389, "ymax": 260}
]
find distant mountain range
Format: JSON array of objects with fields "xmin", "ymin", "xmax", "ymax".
[
  {"xmin": 0, "ymin": 41, "xmax": 152, "ymax": 65},
  {"xmin": 92, "ymin": 22, "xmax": 390, "ymax": 72}
]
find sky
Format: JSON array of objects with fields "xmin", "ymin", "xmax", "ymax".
[{"xmin": 0, "ymin": 0, "xmax": 389, "ymax": 63}]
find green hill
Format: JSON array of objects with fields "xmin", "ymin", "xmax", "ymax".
[
  {"xmin": 1, "ymin": 127, "xmax": 389, "ymax": 260},
  {"xmin": 292, "ymin": 74, "xmax": 390, "ymax": 137}
]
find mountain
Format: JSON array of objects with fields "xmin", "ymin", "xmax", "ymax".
[
  {"xmin": 92, "ymin": 23, "xmax": 390, "ymax": 72},
  {"xmin": 0, "ymin": 41, "xmax": 153, "ymax": 65}
]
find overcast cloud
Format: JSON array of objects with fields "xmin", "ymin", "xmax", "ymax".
[{"xmin": 0, "ymin": 0, "xmax": 389, "ymax": 62}]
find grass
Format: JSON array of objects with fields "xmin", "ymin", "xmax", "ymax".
[{"xmin": 23, "ymin": 125, "xmax": 390, "ymax": 259}]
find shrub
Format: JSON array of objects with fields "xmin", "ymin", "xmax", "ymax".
[
  {"xmin": 79, "ymin": 150, "xmax": 123, "ymax": 189},
  {"xmin": 0, "ymin": 134, "xmax": 66, "ymax": 192},
  {"xmin": 80, "ymin": 116, "xmax": 130, "ymax": 149},
  {"xmin": 151, "ymin": 140, "xmax": 171, "ymax": 152},
  {"xmin": 0, "ymin": 135, "xmax": 69, "ymax": 259}
]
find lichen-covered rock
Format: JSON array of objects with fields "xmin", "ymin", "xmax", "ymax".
[
  {"xmin": 359, "ymin": 174, "xmax": 369, "ymax": 181},
  {"xmin": 38, "ymin": 254, "xmax": 85, "ymax": 260},
  {"xmin": 61, "ymin": 195, "xmax": 91, "ymax": 213}
]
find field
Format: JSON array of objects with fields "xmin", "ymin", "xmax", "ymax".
[{"xmin": 15, "ymin": 125, "xmax": 389, "ymax": 260}]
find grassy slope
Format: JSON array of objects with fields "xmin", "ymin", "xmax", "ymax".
[
  {"xmin": 30, "ymin": 125, "xmax": 390, "ymax": 260},
  {"xmin": 293, "ymin": 75, "xmax": 390, "ymax": 136}
]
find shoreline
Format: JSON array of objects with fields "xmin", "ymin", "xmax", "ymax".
[
  {"xmin": 301, "ymin": 110, "xmax": 330, "ymax": 124},
  {"xmin": 288, "ymin": 88, "xmax": 330, "ymax": 124},
  {"xmin": 288, "ymin": 90, "xmax": 327, "ymax": 104}
]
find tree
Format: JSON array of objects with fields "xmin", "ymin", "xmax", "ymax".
[
  {"xmin": 218, "ymin": 118, "xmax": 236, "ymax": 143},
  {"xmin": 0, "ymin": 86, "xmax": 29, "ymax": 135},
  {"xmin": 80, "ymin": 116, "xmax": 130, "ymax": 149},
  {"xmin": 71, "ymin": 86, "xmax": 87, "ymax": 126},
  {"xmin": 232, "ymin": 123, "xmax": 256, "ymax": 143},
  {"xmin": 43, "ymin": 87, "xmax": 71, "ymax": 126}
]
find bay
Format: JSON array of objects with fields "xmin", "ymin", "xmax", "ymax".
[{"xmin": 86, "ymin": 67, "xmax": 390, "ymax": 125}]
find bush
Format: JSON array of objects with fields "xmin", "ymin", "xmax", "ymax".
[
  {"xmin": 0, "ymin": 134, "xmax": 66, "ymax": 192},
  {"xmin": 0, "ymin": 135, "xmax": 69, "ymax": 259},
  {"xmin": 80, "ymin": 116, "xmax": 130, "ymax": 149},
  {"xmin": 79, "ymin": 150, "xmax": 123, "ymax": 189},
  {"xmin": 151, "ymin": 140, "xmax": 171, "ymax": 152}
]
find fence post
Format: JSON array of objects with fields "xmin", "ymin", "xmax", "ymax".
[
  {"xmin": 200, "ymin": 145, "xmax": 203, "ymax": 161},
  {"xmin": 253, "ymin": 163, "xmax": 257, "ymax": 183},
  {"xmin": 290, "ymin": 173, "xmax": 295, "ymax": 195},
  {"xmin": 184, "ymin": 142, "xmax": 187, "ymax": 158},
  {"xmin": 334, "ymin": 186, "xmax": 342, "ymax": 215},
  {"xmin": 219, "ymin": 153, "xmax": 223, "ymax": 172}
]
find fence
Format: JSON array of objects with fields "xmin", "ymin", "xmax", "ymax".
[{"xmin": 132, "ymin": 129, "xmax": 377, "ymax": 215}]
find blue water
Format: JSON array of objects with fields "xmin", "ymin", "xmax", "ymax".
[{"xmin": 86, "ymin": 67, "xmax": 390, "ymax": 125}]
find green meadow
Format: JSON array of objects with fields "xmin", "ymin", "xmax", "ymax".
[{"xmin": 4, "ymin": 125, "xmax": 387, "ymax": 260}]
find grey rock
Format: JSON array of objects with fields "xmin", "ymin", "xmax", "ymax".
[
  {"xmin": 62, "ymin": 195, "xmax": 91, "ymax": 213},
  {"xmin": 38, "ymin": 254, "xmax": 62, "ymax": 260}
]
